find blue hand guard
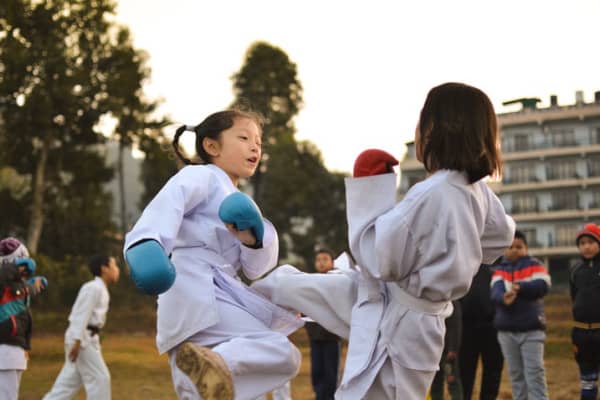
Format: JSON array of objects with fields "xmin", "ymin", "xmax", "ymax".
[
  {"xmin": 218, "ymin": 192, "xmax": 265, "ymax": 245},
  {"xmin": 14, "ymin": 257, "xmax": 36, "ymax": 276},
  {"xmin": 125, "ymin": 240, "xmax": 176, "ymax": 295},
  {"xmin": 26, "ymin": 276, "xmax": 48, "ymax": 290}
]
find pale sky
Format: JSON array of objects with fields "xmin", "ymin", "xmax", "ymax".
[{"xmin": 115, "ymin": 0, "xmax": 600, "ymax": 173}]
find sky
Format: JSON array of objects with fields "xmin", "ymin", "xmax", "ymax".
[{"xmin": 114, "ymin": 0, "xmax": 600, "ymax": 173}]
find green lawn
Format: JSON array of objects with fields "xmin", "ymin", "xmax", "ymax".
[{"xmin": 20, "ymin": 290, "xmax": 581, "ymax": 399}]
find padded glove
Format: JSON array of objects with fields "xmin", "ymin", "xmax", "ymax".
[
  {"xmin": 353, "ymin": 149, "xmax": 399, "ymax": 177},
  {"xmin": 14, "ymin": 257, "xmax": 36, "ymax": 277},
  {"xmin": 218, "ymin": 192, "xmax": 265, "ymax": 246},
  {"xmin": 125, "ymin": 240, "xmax": 176, "ymax": 295}
]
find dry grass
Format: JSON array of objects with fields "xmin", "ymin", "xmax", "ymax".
[{"xmin": 20, "ymin": 290, "xmax": 580, "ymax": 399}]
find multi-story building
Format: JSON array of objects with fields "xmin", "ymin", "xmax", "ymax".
[{"xmin": 399, "ymin": 90, "xmax": 600, "ymax": 279}]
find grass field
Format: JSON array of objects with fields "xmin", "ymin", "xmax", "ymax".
[{"xmin": 20, "ymin": 290, "xmax": 581, "ymax": 399}]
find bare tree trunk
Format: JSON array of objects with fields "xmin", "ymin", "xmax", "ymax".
[
  {"xmin": 27, "ymin": 140, "xmax": 49, "ymax": 253},
  {"xmin": 118, "ymin": 141, "xmax": 127, "ymax": 233}
]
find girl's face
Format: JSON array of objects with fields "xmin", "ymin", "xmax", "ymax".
[
  {"xmin": 205, "ymin": 117, "xmax": 262, "ymax": 185},
  {"xmin": 578, "ymin": 236, "xmax": 600, "ymax": 259}
]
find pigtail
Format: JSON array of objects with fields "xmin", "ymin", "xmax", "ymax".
[{"xmin": 172, "ymin": 125, "xmax": 197, "ymax": 165}]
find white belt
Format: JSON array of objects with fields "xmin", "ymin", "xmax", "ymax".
[{"xmin": 386, "ymin": 284, "xmax": 450, "ymax": 315}]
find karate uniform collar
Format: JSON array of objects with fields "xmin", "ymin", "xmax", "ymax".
[{"xmin": 205, "ymin": 164, "xmax": 237, "ymax": 190}]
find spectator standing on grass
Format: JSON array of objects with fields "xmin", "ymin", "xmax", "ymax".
[
  {"xmin": 570, "ymin": 223, "xmax": 600, "ymax": 400},
  {"xmin": 459, "ymin": 263, "xmax": 504, "ymax": 400},
  {"xmin": 43, "ymin": 254, "xmax": 120, "ymax": 400},
  {"xmin": 491, "ymin": 230, "xmax": 550, "ymax": 400}
]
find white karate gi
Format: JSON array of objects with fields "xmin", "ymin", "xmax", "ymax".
[
  {"xmin": 0, "ymin": 345, "xmax": 26, "ymax": 400},
  {"xmin": 253, "ymin": 170, "xmax": 514, "ymax": 400},
  {"xmin": 339, "ymin": 171, "xmax": 515, "ymax": 399},
  {"xmin": 124, "ymin": 164, "xmax": 303, "ymax": 400},
  {"xmin": 43, "ymin": 277, "xmax": 111, "ymax": 400}
]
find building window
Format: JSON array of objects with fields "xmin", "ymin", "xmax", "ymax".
[
  {"xmin": 594, "ymin": 127, "xmax": 600, "ymax": 145},
  {"xmin": 514, "ymin": 134, "xmax": 530, "ymax": 151},
  {"xmin": 589, "ymin": 157, "xmax": 600, "ymax": 177},
  {"xmin": 512, "ymin": 193, "xmax": 538, "ymax": 213},
  {"xmin": 550, "ymin": 128, "xmax": 576, "ymax": 147},
  {"xmin": 550, "ymin": 190, "xmax": 578, "ymax": 211},
  {"xmin": 590, "ymin": 191, "xmax": 600, "ymax": 209},
  {"xmin": 546, "ymin": 158, "xmax": 578, "ymax": 180},
  {"xmin": 520, "ymin": 228, "xmax": 539, "ymax": 247},
  {"xmin": 507, "ymin": 161, "xmax": 537, "ymax": 183},
  {"xmin": 555, "ymin": 224, "xmax": 580, "ymax": 247}
]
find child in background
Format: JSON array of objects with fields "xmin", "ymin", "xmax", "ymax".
[
  {"xmin": 459, "ymin": 263, "xmax": 504, "ymax": 400},
  {"xmin": 430, "ymin": 300, "xmax": 463, "ymax": 400},
  {"xmin": 305, "ymin": 249, "xmax": 341, "ymax": 400},
  {"xmin": 491, "ymin": 230, "xmax": 550, "ymax": 400},
  {"xmin": 570, "ymin": 223, "xmax": 600, "ymax": 400},
  {"xmin": 340, "ymin": 82, "xmax": 515, "ymax": 399},
  {"xmin": 124, "ymin": 110, "xmax": 302, "ymax": 400},
  {"xmin": 43, "ymin": 254, "xmax": 120, "ymax": 400},
  {"xmin": 0, "ymin": 237, "xmax": 47, "ymax": 400}
]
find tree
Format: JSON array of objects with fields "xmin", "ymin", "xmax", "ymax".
[
  {"xmin": 231, "ymin": 41, "xmax": 303, "ymax": 202},
  {"xmin": 137, "ymin": 131, "xmax": 179, "ymax": 208},
  {"xmin": 0, "ymin": 0, "xmax": 163, "ymax": 252},
  {"xmin": 231, "ymin": 42, "xmax": 348, "ymax": 265}
]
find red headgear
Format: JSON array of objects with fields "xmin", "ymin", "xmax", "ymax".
[{"xmin": 576, "ymin": 223, "xmax": 600, "ymax": 245}]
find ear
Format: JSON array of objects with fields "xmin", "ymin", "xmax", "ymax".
[{"xmin": 202, "ymin": 137, "xmax": 220, "ymax": 158}]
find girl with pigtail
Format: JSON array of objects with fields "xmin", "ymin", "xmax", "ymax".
[{"xmin": 124, "ymin": 110, "xmax": 303, "ymax": 400}]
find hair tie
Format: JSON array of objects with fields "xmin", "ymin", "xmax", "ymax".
[{"xmin": 185, "ymin": 125, "xmax": 196, "ymax": 132}]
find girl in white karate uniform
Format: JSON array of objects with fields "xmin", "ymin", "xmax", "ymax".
[
  {"xmin": 124, "ymin": 110, "xmax": 302, "ymax": 400},
  {"xmin": 254, "ymin": 82, "xmax": 515, "ymax": 399}
]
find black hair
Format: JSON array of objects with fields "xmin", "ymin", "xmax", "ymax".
[
  {"xmin": 172, "ymin": 109, "xmax": 264, "ymax": 165},
  {"xmin": 315, "ymin": 248, "xmax": 335, "ymax": 260},
  {"xmin": 88, "ymin": 254, "xmax": 110, "ymax": 277},
  {"xmin": 514, "ymin": 230, "xmax": 527, "ymax": 246},
  {"xmin": 418, "ymin": 82, "xmax": 502, "ymax": 183}
]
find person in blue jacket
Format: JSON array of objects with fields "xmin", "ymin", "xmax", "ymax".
[{"xmin": 491, "ymin": 230, "xmax": 550, "ymax": 400}]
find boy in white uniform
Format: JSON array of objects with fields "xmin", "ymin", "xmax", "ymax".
[{"xmin": 43, "ymin": 254, "xmax": 120, "ymax": 400}]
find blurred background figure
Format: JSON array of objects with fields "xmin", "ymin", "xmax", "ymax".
[
  {"xmin": 305, "ymin": 249, "xmax": 341, "ymax": 400},
  {"xmin": 459, "ymin": 263, "xmax": 504, "ymax": 400}
]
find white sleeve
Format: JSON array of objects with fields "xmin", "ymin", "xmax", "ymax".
[
  {"xmin": 480, "ymin": 188, "xmax": 516, "ymax": 264},
  {"xmin": 345, "ymin": 174, "xmax": 398, "ymax": 279},
  {"xmin": 239, "ymin": 219, "xmax": 279, "ymax": 280},
  {"xmin": 68, "ymin": 284, "xmax": 101, "ymax": 342},
  {"xmin": 124, "ymin": 166, "xmax": 210, "ymax": 254}
]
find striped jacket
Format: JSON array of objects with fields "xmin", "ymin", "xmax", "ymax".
[
  {"xmin": 491, "ymin": 255, "xmax": 551, "ymax": 332},
  {"xmin": 0, "ymin": 262, "xmax": 32, "ymax": 350}
]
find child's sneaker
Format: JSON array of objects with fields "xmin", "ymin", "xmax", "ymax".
[{"xmin": 175, "ymin": 342, "xmax": 234, "ymax": 400}]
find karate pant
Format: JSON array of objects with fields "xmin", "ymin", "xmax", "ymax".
[
  {"xmin": 0, "ymin": 370, "xmax": 23, "ymax": 400},
  {"xmin": 168, "ymin": 299, "xmax": 301, "ymax": 400},
  {"xmin": 43, "ymin": 341, "xmax": 111, "ymax": 400},
  {"xmin": 253, "ymin": 381, "xmax": 292, "ymax": 400},
  {"xmin": 253, "ymin": 265, "xmax": 437, "ymax": 400}
]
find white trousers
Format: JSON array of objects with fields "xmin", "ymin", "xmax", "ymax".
[
  {"xmin": 253, "ymin": 265, "xmax": 436, "ymax": 400},
  {"xmin": 253, "ymin": 381, "xmax": 292, "ymax": 400},
  {"xmin": 43, "ymin": 342, "xmax": 111, "ymax": 400},
  {"xmin": 0, "ymin": 370, "xmax": 23, "ymax": 400},
  {"xmin": 168, "ymin": 299, "xmax": 301, "ymax": 400}
]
